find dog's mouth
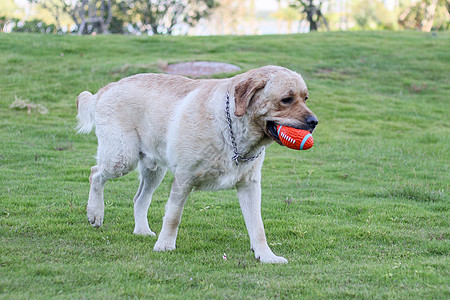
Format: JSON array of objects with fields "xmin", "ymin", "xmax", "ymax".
[
  {"xmin": 266, "ymin": 121, "xmax": 283, "ymax": 145},
  {"xmin": 266, "ymin": 120, "xmax": 315, "ymax": 145}
]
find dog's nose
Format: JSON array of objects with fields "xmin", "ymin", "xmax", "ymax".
[{"xmin": 306, "ymin": 115, "xmax": 318, "ymax": 129}]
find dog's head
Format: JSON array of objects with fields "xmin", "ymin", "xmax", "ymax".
[{"xmin": 232, "ymin": 66, "xmax": 318, "ymax": 145}]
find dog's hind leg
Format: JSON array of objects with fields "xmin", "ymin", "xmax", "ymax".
[
  {"xmin": 87, "ymin": 126, "xmax": 139, "ymax": 228},
  {"xmin": 133, "ymin": 162, "xmax": 167, "ymax": 236},
  {"xmin": 87, "ymin": 165, "xmax": 107, "ymax": 228}
]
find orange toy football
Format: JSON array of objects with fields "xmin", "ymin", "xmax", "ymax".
[{"xmin": 277, "ymin": 125, "xmax": 314, "ymax": 150}]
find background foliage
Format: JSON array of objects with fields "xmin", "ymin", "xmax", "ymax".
[{"xmin": 1, "ymin": 0, "xmax": 448, "ymax": 34}]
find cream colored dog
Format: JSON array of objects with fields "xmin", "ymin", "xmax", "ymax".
[{"xmin": 76, "ymin": 65, "xmax": 318, "ymax": 263}]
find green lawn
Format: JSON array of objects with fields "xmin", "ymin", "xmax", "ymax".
[{"xmin": 0, "ymin": 31, "xmax": 449, "ymax": 299}]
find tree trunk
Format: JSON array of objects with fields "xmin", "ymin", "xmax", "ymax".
[{"xmin": 422, "ymin": 0, "xmax": 438, "ymax": 32}]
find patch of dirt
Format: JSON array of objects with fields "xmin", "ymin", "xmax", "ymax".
[{"xmin": 164, "ymin": 61, "xmax": 241, "ymax": 78}]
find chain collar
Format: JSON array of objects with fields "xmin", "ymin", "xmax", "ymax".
[{"xmin": 225, "ymin": 91, "xmax": 263, "ymax": 166}]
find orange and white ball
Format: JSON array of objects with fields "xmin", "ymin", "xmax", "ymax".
[{"xmin": 277, "ymin": 125, "xmax": 314, "ymax": 150}]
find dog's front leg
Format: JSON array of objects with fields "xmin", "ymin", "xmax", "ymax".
[
  {"xmin": 153, "ymin": 173, "xmax": 192, "ymax": 252},
  {"xmin": 237, "ymin": 181, "xmax": 288, "ymax": 264}
]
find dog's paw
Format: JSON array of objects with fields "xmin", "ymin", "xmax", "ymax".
[
  {"xmin": 255, "ymin": 250, "xmax": 288, "ymax": 264},
  {"xmin": 87, "ymin": 209, "xmax": 103, "ymax": 228},
  {"xmin": 258, "ymin": 255, "xmax": 288, "ymax": 264},
  {"xmin": 87, "ymin": 204, "xmax": 104, "ymax": 228},
  {"xmin": 153, "ymin": 239, "xmax": 176, "ymax": 252},
  {"xmin": 133, "ymin": 226, "xmax": 156, "ymax": 237}
]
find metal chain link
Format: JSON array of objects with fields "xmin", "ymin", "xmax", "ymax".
[{"xmin": 225, "ymin": 91, "xmax": 263, "ymax": 165}]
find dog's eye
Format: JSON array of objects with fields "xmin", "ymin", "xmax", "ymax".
[
  {"xmin": 305, "ymin": 96, "xmax": 309, "ymax": 101},
  {"xmin": 281, "ymin": 97, "xmax": 294, "ymax": 105}
]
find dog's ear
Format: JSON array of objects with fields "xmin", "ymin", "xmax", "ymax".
[{"xmin": 234, "ymin": 73, "xmax": 268, "ymax": 117}]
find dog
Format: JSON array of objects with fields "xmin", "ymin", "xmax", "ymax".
[{"xmin": 76, "ymin": 65, "xmax": 318, "ymax": 263}]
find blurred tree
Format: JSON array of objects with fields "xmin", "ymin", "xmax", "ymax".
[
  {"xmin": 0, "ymin": 0, "xmax": 20, "ymax": 17},
  {"xmin": 29, "ymin": 0, "xmax": 114, "ymax": 34},
  {"xmin": 398, "ymin": 0, "xmax": 449, "ymax": 31},
  {"xmin": 351, "ymin": 0, "xmax": 396, "ymax": 30},
  {"xmin": 0, "ymin": 0, "xmax": 18, "ymax": 32},
  {"xmin": 120, "ymin": 0, "xmax": 217, "ymax": 35},
  {"xmin": 290, "ymin": 0, "xmax": 329, "ymax": 31},
  {"xmin": 28, "ymin": 0, "xmax": 66, "ymax": 31},
  {"xmin": 210, "ymin": 0, "xmax": 248, "ymax": 35},
  {"xmin": 272, "ymin": 5, "xmax": 301, "ymax": 33},
  {"xmin": 75, "ymin": 0, "xmax": 113, "ymax": 34},
  {"xmin": 0, "ymin": 16, "xmax": 16, "ymax": 32},
  {"xmin": 14, "ymin": 18, "xmax": 57, "ymax": 33}
]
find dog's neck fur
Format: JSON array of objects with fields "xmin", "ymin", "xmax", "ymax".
[{"xmin": 225, "ymin": 91, "xmax": 272, "ymax": 165}]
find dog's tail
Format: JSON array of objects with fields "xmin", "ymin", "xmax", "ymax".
[{"xmin": 76, "ymin": 91, "xmax": 97, "ymax": 134}]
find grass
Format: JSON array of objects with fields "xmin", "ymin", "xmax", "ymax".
[{"xmin": 0, "ymin": 31, "xmax": 449, "ymax": 298}]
